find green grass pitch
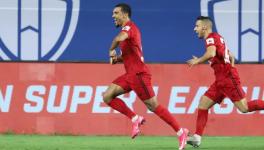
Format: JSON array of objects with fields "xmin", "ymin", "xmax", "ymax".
[{"xmin": 0, "ymin": 135, "xmax": 263, "ymax": 150}]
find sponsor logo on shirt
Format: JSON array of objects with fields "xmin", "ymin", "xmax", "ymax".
[
  {"xmin": 206, "ymin": 38, "xmax": 215, "ymax": 45},
  {"xmin": 122, "ymin": 26, "xmax": 131, "ymax": 31}
]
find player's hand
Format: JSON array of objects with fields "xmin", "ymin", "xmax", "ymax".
[
  {"xmin": 187, "ymin": 55, "xmax": 199, "ymax": 68},
  {"xmin": 109, "ymin": 49, "xmax": 118, "ymax": 65},
  {"xmin": 109, "ymin": 49, "xmax": 117, "ymax": 57},
  {"xmin": 110, "ymin": 56, "xmax": 118, "ymax": 65}
]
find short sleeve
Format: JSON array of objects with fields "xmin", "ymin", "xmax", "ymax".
[
  {"xmin": 121, "ymin": 25, "xmax": 131, "ymax": 38},
  {"xmin": 205, "ymin": 37, "xmax": 216, "ymax": 48}
]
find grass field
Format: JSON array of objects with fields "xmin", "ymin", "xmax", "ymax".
[{"xmin": 0, "ymin": 135, "xmax": 263, "ymax": 150}]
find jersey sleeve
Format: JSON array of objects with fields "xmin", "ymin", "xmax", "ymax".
[
  {"xmin": 205, "ymin": 36, "xmax": 216, "ymax": 48},
  {"xmin": 121, "ymin": 25, "xmax": 132, "ymax": 39}
]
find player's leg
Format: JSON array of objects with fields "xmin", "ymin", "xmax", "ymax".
[
  {"xmin": 131, "ymin": 73, "xmax": 182, "ymax": 133},
  {"xmin": 233, "ymin": 98, "xmax": 248, "ymax": 113},
  {"xmin": 143, "ymin": 97, "xmax": 189, "ymax": 150},
  {"xmin": 103, "ymin": 75, "xmax": 136, "ymax": 120},
  {"xmin": 231, "ymin": 88, "xmax": 264, "ymax": 113},
  {"xmin": 195, "ymin": 95, "xmax": 216, "ymax": 136},
  {"xmin": 144, "ymin": 96, "xmax": 182, "ymax": 133},
  {"xmin": 104, "ymin": 74, "xmax": 145, "ymax": 139},
  {"xmin": 223, "ymin": 71, "xmax": 264, "ymax": 113},
  {"xmin": 247, "ymin": 99, "xmax": 264, "ymax": 112},
  {"xmin": 223, "ymin": 72, "xmax": 249, "ymax": 113},
  {"xmin": 233, "ymin": 97, "xmax": 264, "ymax": 113},
  {"xmin": 187, "ymin": 82, "xmax": 221, "ymax": 148},
  {"xmin": 187, "ymin": 95, "xmax": 216, "ymax": 147},
  {"xmin": 131, "ymin": 73, "xmax": 188, "ymax": 150}
]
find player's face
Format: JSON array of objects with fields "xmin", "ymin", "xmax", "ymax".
[
  {"xmin": 112, "ymin": 7, "xmax": 125, "ymax": 28},
  {"xmin": 194, "ymin": 20, "xmax": 205, "ymax": 39}
]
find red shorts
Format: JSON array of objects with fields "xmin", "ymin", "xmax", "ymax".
[
  {"xmin": 204, "ymin": 69, "xmax": 245, "ymax": 103},
  {"xmin": 112, "ymin": 72, "xmax": 155, "ymax": 101}
]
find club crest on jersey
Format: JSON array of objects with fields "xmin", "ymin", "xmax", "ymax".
[
  {"xmin": 201, "ymin": 0, "xmax": 263, "ymax": 62},
  {"xmin": 0, "ymin": 0, "xmax": 80, "ymax": 61},
  {"xmin": 122, "ymin": 26, "xmax": 131, "ymax": 31},
  {"xmin": 206, "ymin": 38, "xmax": 215, "ymax": 45}
]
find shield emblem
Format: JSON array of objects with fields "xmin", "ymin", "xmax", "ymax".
[
  {"xmin": 200, "ymin": 0, "xmax": 263, "ymax": 62},
  {"xmin": 0, "ymin": 0, "xmax": 80, "ymax": 61}
]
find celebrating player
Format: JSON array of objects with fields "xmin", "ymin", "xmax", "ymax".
[
  {"xmin": 186, "ymin": 16, "xmax": 264, "ymax": 147},
  {"xmin": 103, "ymin": 3, "xmax": 188, "ymax": 150}
]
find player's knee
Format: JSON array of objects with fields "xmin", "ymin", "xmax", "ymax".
[
  {"xmin": 147, "ymin": 105, "xmax": 155, "ymax": 112},
  {"xmin": 143, "ymin": 98, "xmax": 158, "ymax": 112},
  {"xmin": 241, "ymin": 110, "xmax": 248, "ymax": 113},
  {"xmin": 198, "ymin": 96, "xmax": 213, "ymax": 110},
  {"xmin": 238, "ymin": 108, "xmax": 249, "ymax": 113},
  {"xmin": 198, "ymin": 103, "xmax": 209, "ymax": 110},
  {"xmin": 143, "ymin": 102, "xmax": 154, "ymax": 112},
  {"xmin": 236, "ymin": 103, "xmax": 249, "ymax": 113},
  {"xmin": 103, "ymin": 92, "xmax": 113, "ymax": 104},
  {"xmin": 198, "ymin": 103, "xmax": 207, "ymax": 110}
]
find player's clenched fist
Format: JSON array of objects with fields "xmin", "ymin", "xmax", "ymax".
[
  {"xmin": 110, "ymin": 56, "xmax": 118, "ymax": 65},
  {"xmin": 109, "ymin": 49, "xmax": 117, "ymax": 64},
  {"xmin": 109, "ymin": 49, "xmax": 117, "ymax": 57}
]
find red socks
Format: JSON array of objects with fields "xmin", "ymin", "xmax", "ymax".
[
  {"xmin": 195, "ymin": 109, "xmax": 208, "ymax": 136},
  {"xmin": 193, "ymin": 100, "xmax": 264, "ymax": 136},
  {"xmin": 154, "ymin": 105, "xmax": 180, "ymax": 132},
  {"xmin": 108, "ymin": 98, "xmax": 136, "ymax": 119},
  {"xmin": 248, "ymin": 100, "xmax": 264, "ymax": 112},
  {"xmin": 108, "ymin": 101, "xmax": 181, "ymax": 132}
]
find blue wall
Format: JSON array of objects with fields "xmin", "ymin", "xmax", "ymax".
[
  {"xmin": 60, "ymin": 0, "xmax": 202, "ymax": 63},
  {"xmin": 0, "ymin": 0, "xmax": 262, "ymax": 63}
]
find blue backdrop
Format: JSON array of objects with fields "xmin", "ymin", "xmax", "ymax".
[
  {"xmin": 0, "ymin": 0, "xmax": 262, "ymax": 63},
  {"xmin": 61, "ymin": 0, "xmax": 202, "ymax": 63}
]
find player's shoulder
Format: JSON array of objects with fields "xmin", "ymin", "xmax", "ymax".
[
  {"xmin": 122, "ymin": 21, "xmax": 136, "ymax": 32},
  {"xmin": 205, "ymin": 32, "xmax": 222, "ymax": 45}
]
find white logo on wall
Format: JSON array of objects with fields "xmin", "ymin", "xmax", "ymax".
[
  {"xmin": 201, "ymin": 0, "xmax": 263, "ymax": 62},
  {"xmin": 0, "ymin": 0, "xmax": 80, "ymax": 61}
]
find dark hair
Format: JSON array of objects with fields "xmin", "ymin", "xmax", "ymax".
[
  {"xmin": 196, "ymin": 16, "xmax": 213, "ymax": 28},
  {"xmin": 196, "ymin": 16, "xmax": 212, "ymax": 22},
  {"xmin": 115, "ymin": 3, "xmax": 131, "ymax": 18}
]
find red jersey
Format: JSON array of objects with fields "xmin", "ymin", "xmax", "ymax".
[
  {"xmin": 205, "ymin": 32, "xmax": 234, "ymax": 80},
  {"xmin": 119, "ymin": 21, "xmax": 150, "ymax": 74}
]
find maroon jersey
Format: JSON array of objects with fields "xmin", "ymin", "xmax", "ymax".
[
  {"xmin": 205, "ymin": 32, "xmax": 234, "ymax": 80},
  {"xmin": 119, "ymin": 21, "xmax": 150, "ymax": 74}
]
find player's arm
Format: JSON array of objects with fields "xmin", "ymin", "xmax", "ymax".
[
  {"xmin": 111, "ymin": 55, "xmax": 123, "ymax": 64},
  {"xmin": 109, "ymin": 32, "xmax": 128, "ymax": 56},
  {"xmin": 109, "ymin": 32, "xmax": 128, "ymax": 64},
  {"xmin": 228, "ymin": 50, "xmax": 235, "ymax": 67},
  {"xmin": 187, "ymin": 46, "xmax": 216, "ymax": 67}
]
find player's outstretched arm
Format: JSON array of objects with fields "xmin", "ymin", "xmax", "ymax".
[{"xmin": 187, "ymin": 46, "xmax": 216, "ymax": 67}]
